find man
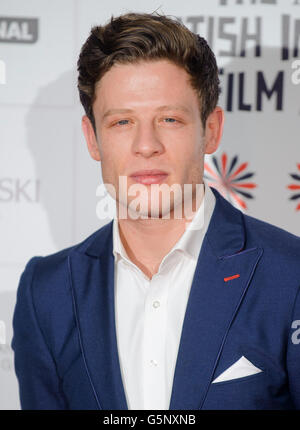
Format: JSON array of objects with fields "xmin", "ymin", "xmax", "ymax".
[{"xmin": 11, "ymin": 12, "xmax": 300, "ymax": 410}]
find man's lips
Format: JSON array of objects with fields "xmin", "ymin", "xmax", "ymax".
[{"xmin": 130, "ymin": 170, "xmax": 169, "ymax": 185}]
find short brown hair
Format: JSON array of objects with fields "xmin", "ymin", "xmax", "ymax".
[{"xmin": 77, "ymin": 11, "xmax": 220, "ymax": 133}]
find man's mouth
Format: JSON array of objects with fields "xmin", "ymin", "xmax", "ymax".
[{"xmin": 130, "ymin": 170, "xmax": 169, "ymax": 185}]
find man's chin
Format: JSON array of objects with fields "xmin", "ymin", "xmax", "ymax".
[{"xmin": 126, "ymin": 208, "xmax": 173, "ymax": 221}]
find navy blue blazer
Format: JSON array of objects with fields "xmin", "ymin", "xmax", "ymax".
[{"xmin": 11, "ymin": 187, "xmax": 300, "ymax": 410}]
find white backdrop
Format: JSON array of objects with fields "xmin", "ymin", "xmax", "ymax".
[{"xmin": 0, "ymin": 0, "xmax": 299, "ymax": 409}]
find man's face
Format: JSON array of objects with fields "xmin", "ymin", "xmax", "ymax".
[{"xmin": 84, "ymin": 59, "xmax": 221, "ymax": 219}]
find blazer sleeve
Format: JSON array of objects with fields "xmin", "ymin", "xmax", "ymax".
[
  {"xmin": 286, "ymin": 284, "xmax": 300, "ymax": 409},
  {"xmin": 11, "ymin": 256, "xmax": 69, "ymax": 410}
]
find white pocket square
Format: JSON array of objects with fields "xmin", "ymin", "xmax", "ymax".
[{"xmin": 212, "ymin": 355, "xmax": 263, "ymax": 383}]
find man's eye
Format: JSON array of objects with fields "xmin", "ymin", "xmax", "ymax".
[
  {"xmin": 163, "ymin": 117, "xmax": 177, "ymax": 123},
  {"xmin": 114, "ymin": 119, "xmax": 129, "ymax": 126}
]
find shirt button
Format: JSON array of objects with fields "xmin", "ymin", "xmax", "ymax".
[
  {"xmin": 153, "ymin": 300, "xmax": 160, "ymax": 308},
  {"xmin": 150, "ymin": 359, "xmax": 158, "ymax": 367}
]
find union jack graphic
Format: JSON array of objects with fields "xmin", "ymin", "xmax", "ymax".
[
  {"xmin": 204, "ymin": 152, "xmax": 257, "ymax": 210},
  {"xmin": 287, "ymin": 163, "xmax": 300, "ymax": 211}
]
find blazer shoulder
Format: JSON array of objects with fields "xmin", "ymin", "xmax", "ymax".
[
  {"xmin": 243, "ymin": 212, "xmax": 300, "ymax": 266},
  {"xmin": 28, "ymin": 220, "xmax": 112, "ymax": 268},
  {"xmin": 19, "ymin": 221, "xmax": 113, "ymax": 295}
]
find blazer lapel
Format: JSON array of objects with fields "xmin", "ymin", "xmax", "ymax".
[
  {"xmin": 67, "ymin": 221, "xmax": 128, "ymax": 410},
  {"xmin": 168, "ymin": 189, "xmax": 263, "ymax": 410}
]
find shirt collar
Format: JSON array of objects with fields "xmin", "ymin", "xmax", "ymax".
[
  {"xmin": 170, "ymin": 180, "xmax": 215, "ymax": 260},
  {"xmin": 112, "ymin": 179, "xmax": 216, "ymax": 262},
  {"xmin": 113, "ymin": 206, "xmax": 130, "ymax": 261}
]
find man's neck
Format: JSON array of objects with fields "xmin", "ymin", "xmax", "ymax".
[{"xmin": 116, "ymin": 192, "xmax": 204, "ymax": 279}]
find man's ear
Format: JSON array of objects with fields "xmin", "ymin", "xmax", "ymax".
[
  {"xmin": 204, "ymin": 106, "xmax": 224, "ymax": 155},
  {"xmin": 81, "ymin": 115, "xmax": 101, "ymax": 162}
]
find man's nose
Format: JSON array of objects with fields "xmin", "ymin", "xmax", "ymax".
[{"xmin": 132, "ymin": 122, "xmax": 164, "ymax": 157}]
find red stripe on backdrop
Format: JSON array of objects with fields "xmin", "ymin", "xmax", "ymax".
[
  {"xmin": 232, "ymin": 183, "xmax": 257, "ymax": 189},
  {"xmin": 204, "ymin": 163, "xmax": 219, "ymax": 179},
  {"xmin": 221, "ymin": 153, "xmax": 227, "ymax": 177}
]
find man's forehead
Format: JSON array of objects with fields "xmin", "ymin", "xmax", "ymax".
[{"xmin": 95, "ymin": 58, "xmax": 190, "ymax": 90}]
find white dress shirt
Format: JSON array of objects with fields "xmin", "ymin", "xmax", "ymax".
[{"xmin": 112, "ymin": 181, "xmax": 216, "ymax": 410}]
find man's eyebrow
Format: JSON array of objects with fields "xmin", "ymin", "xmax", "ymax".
[
  {"xmin": 102, "ymin": 108, "xmax": 134, "ymax": 120},
  {"xmin": 156, "ymin": 105, "xmax": 192, "ymax": 114},
  {"xmin": 102, "ymin": 105, "xmax": 191, "ymax": 120}
]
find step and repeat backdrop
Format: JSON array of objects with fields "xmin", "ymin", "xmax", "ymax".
[{"xmin": 0, "ymin": 0, "xmax": 299, "ymax": 409}]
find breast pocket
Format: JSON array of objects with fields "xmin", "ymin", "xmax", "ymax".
[
  {"xmin": 211, "ymin": 369, "xmax": 265, "ymax": 387},
  {"xmin": 202, "ymin": 348, "xmax": 291, "ymax": 410},
  {"xmin": 211, "ymin": 354, "xmax": 265, "ymax": 385}
]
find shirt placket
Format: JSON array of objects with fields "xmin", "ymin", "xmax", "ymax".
[{"xmin": 142, "ymin": 272, "xmax": 169, "ymax": 410}]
